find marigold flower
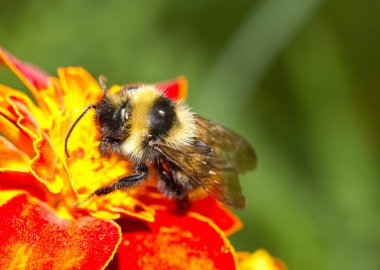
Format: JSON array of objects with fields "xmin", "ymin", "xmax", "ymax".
[
  {"xmin": 238, "ymin": 249, "xmax": 287, "ymax": 270},
  {"xmin": 0, "ymin": 47, "xmax": 285, "ymax": 270}
]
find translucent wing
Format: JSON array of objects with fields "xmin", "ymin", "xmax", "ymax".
[
  {"xmin": 194, "ymin": 115, "xmax": 257, "ymax": 173},
  {"xmin": 154, "ymin": 114, "xmax": 256, "ymax": 209}
]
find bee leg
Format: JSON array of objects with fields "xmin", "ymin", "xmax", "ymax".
[
  {"xmin": 157, "ymin": 166, "xmax": 191, "ymax": 214},
  {"xmin": 92, "ymin": 164, "xmax": 148, "ymax": 197},
  {"xmin": 176, "ymin": 195, "xmax": 190, "ymax": 215}
]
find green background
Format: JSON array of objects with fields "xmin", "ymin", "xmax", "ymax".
[{"xmin": 1, "ymin": 1, "xmax": 379, "ymax": 269}]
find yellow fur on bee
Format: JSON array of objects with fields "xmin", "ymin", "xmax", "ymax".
[{"xmin": 120, "ymin": 85, "xmax": 197, "ymax": 162}]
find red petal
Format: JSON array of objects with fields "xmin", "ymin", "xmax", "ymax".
[
  {"xmin": 136, "ymin": 188, "xmax": 242, "ymax": 235},
  {"xmin": 156, "ymin": 76, "xmax": 187, "ymax": 101},
  {"xmin": 191, "ymin": 196, "xmax": 242, "ymax": 235},
  {"xmin": 0, "ymin": 192, "xmax": 121, "ymax": 270},
  {"xmin": 0, "ymin": 48, "xmax": 49, "ymax": 91},
  {"xmin": 0, "ymin": 172, "xmax": 48, "ymax": 202},
  {"xmin": 115, "ymin": 210, "xmax": 237, "ymax": 270}
]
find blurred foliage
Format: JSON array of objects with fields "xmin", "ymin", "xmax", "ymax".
[{"xmin": 1, "ymin": 0, "xmax": 379, "ymax": 269}]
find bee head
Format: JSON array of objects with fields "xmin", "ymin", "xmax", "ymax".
[
  {"xmin": 111, "ymin": 86, "xmax": 178, "ymax": 162},
  {"xmin": 94, "ymin": 86, "xmax": 177, "ymax": 160},
  {"xmin": 95, "ymin": 92, "xmax": 132, "ymax": 156},
  {"xmin": 65, "ymin": 79, "xmax": 196, "ymax": 162}
]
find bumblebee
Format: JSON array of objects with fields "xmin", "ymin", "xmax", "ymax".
[{"xmin": 65, "ymin": 77, "xmax": 256, "ymax": 209}]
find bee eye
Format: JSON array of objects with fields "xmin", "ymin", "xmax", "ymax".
[
  {"xmin": 104, "ymin": 137, "xmax": 122, "ymax": 144},
  {"xmin": 149, "ymin": 97, "xmax": 176, "ymax": 137},
  {"xmin": 158, "ymin": 109, "xmax": 166, "ymax": 117},
  {"xmin": 120, "ymin": 107, "xmax": 129, "ymax": 121}
]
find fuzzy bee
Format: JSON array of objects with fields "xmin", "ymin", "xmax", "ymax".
[{"xmin": 65, "ymin": 77, "xmax": 256, "ymax": 209}]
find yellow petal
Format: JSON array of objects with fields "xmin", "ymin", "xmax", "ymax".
[{"xmin": 238, "ymin": 249, "xmax": 286, "ymax": 270}]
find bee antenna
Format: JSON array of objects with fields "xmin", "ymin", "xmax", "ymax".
[
  {"xmin": 65, "ymin": 104, "xmax": 97, "ymax": 158},
  {"xmin": 98, "ymin": 75, "xmax": 108, "ymax": 95}
]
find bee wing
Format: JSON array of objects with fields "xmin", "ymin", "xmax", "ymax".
[
  {"xmin": 154, "ymin": 115, "xmax": 256, "ymax": 209},
  {"xmin": 194, "ymin": 115, "xmax": 257, "ymax": 172}
]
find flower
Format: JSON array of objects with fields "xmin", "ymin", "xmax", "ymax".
[
  {"xmin": 0, "ymin": 48, "xmax": 285, "ymax": 270},
  {"xmin": 238, "ymin": 250, "xmax": 287, "ymax": 270}
]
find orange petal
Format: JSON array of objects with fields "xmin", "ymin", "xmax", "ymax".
[
  {"xmin": 0, "ymin": 85, "xmax": 18, "ymax": 122},
  {"xmin": 0, "ymin": 136, "xmax": 30, "ymax": 171},
  {"xmin": 114, "ymin": 211, "xmax": 237, "ymax": 270},
  {"xmin": 0, "ymin": 89, "xmax": 42, "ymax": 152},
  {"xmin": 86, "ymin": 191, "xmax": 156, "ymax": 222},
  {"xmin": 37, "ymin": 78, "xmax": 65, "ymax": 115},
  {"xmin": 0, "ymin": 89, "xmax": 64, "ymax": 193},
  {"xmin": 0, "ymin": 112, "xmax": 35, "ymax": 157},
  {"xmin": 2, "ymin": 87, "xmax": 51, "ymax": 129},
  {"xmin": 238, "ymin": 249, "xmax": 287, "ymax": 270},
  {"xmin": 0, "ymin": 48, "xmax": 65, "ymax": 114},
  {"xmin": 0, "ymin": 192, "xmax": 121, "ymax": 270},
  {"xmin": 58, "ymin": 67, "xmax": 102, "ymax": 111},
  {"xmin": 0, "ymin": 48, "xmax": 49, "ymax": 103},
  {"xmin": 6, "ymin": 92, "xmax": 66, "ymax": 193},
  {"xmin": 30, "ymin": 131, "xmax": 64, "ymax": 194},
  {"xmin": 7, "ymin": 96, "xmax": 40, "ymax": 139},
  {"xmin": 157, "ymin": 76, "xmax": 188, "ymax": 101},
  {"xmin": 0, "ymin": 85, "xmax": 42, "ymax": 149}
]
